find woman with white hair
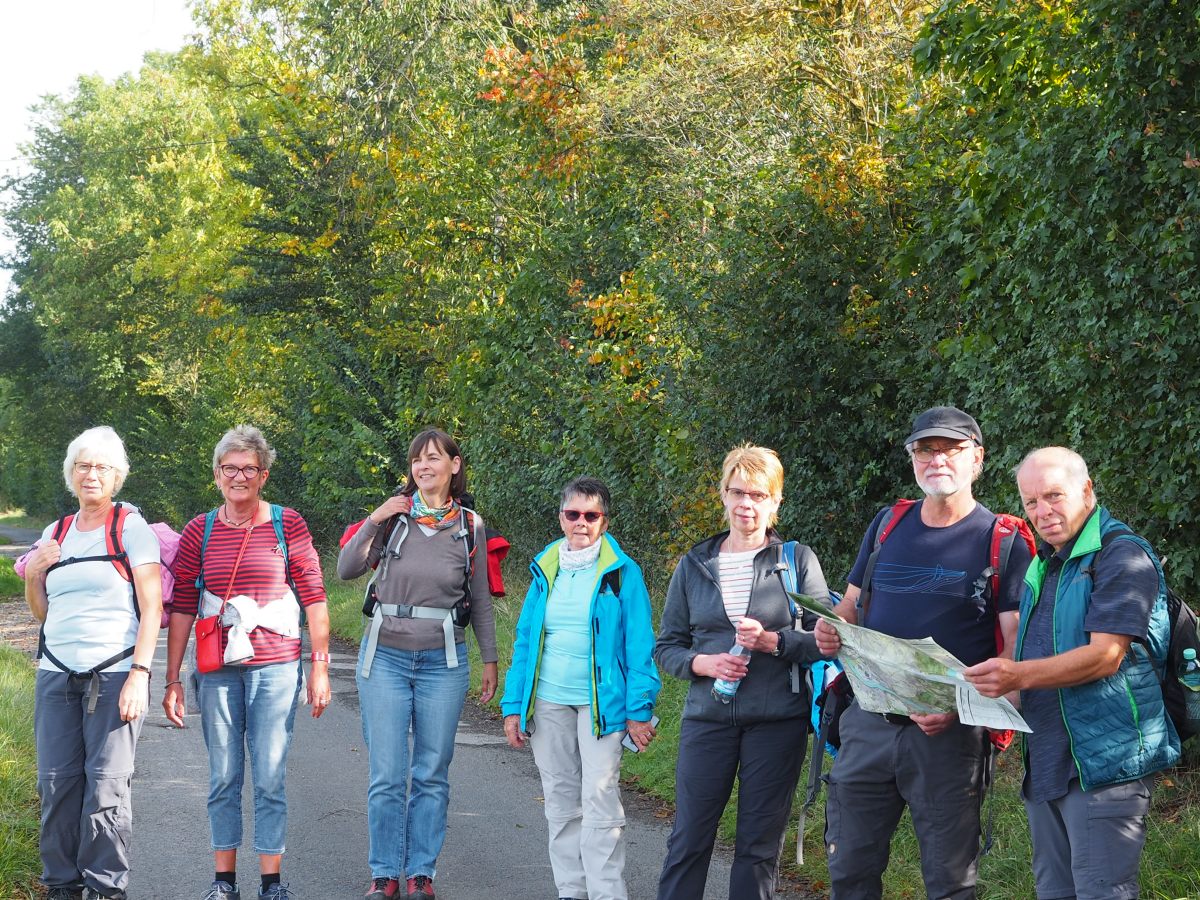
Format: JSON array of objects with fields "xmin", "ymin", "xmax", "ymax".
[
  {"xmin": 24, "ymin": 426, "xmax": 163, "ymax": 900},
  {"xmin": 165, "ymin": 425, "xmax": 331, "ymax": 900}
]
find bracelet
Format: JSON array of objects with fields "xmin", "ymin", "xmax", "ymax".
[
  {"xmin": 310, "ymin": 652, "xmax": 330, "ymax": 663},
  {"xmin": 165, "ymin": 680, "xmax": 183, "ymax": 688},
  {"xmin": 130, "ymin": 663, "xmax": 152, "ymax": 678}
]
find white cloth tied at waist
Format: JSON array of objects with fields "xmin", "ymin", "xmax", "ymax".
[{"xmin": 201, "ymin": 589, "xmax": 300, "ymax": 666}]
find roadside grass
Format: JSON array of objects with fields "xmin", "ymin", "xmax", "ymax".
[
  {"xmin": 0, "ymin": 645, "xmax": 39, "ymax": 899},
  {"xmin": 0, "ymin": 509, "xmax": 43, "ymax": 532},
  {"xmin": 0, "ymin": 559, "xmax": 21, "ymax": 598},
  {"xmin": 320, "ymin": 551, "xmax": 1200, "ymax": 898}
]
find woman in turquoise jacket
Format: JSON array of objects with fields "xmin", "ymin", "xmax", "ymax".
[{"xmin": 501, "ymin": 476, "xmax": 661, "ymax": 900}]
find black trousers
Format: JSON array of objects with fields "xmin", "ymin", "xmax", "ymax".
[{"xmin": 657, "ymin": 715, "xmax": 807, "ymax": 900}]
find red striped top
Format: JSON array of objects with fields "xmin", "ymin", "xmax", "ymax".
[{"xmin": 173, "ymin": 507, "xmax": 326, "ymax": 665}]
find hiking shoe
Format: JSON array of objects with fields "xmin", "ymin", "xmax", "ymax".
[
  {"xmin": 82, "ymin": 891, "xmax": 125, "ymax": 900},
  {"xmin": 258, "ymin": 884, "xmax": 294, "ymax": 900},
  {"xmin": 406, "ymin": 876, "xmax": 434, "ymax": 899},
  {"xmin": 365, "ymin": 878, "xmax": 399, "ymax": 900},
  {"xmin": 46, "ymin": 888, "xmax": 82, "ymax": 900},
  {"xmin": 200, "ymin": 882, "xmax": 241, "ymax": 900}
]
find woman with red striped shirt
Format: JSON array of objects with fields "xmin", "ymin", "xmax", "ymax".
[{"xmin": 164, "ymin": 425, "xmax": 331, "ymax": 900}]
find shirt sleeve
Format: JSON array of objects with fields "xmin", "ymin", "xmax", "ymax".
[
  {"xmin": 122, "ymin": 512, "xmax": 161, "ymax": 568},
  {"xmin": 282, "ymin": 508, "xmax": 326, "ymax": 607},
  {"xmin": 998, "ymin": 528, "xmax": 1035, "ymax": 613},
  {"xmin": 1083, "ymin": 538, "xmax": 1160, "ymax": 641},
  {"xmin": 845, "ymin": 508, "xmax": 888, "ymax": 588},
  {"xmin": 171, "ymin": 516, "xmax": 206, "ymax": 616}
]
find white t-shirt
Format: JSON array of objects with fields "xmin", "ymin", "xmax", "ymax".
[
  {"xmin": 718, "ymin": 547, "xmax": 759, "ymax": 624},
  {"xmin": 39, "ymin": 507, "xmax": 159, "ymax": 673}
]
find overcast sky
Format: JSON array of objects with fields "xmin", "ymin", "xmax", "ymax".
[{"xmin": 1, "ymin": 0, "xmax": 196, "ymax": 297}]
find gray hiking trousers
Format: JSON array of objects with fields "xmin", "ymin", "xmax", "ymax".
[
  {"xmin": 824, "ymin": 701, "xmax": 989, "ymax": 900},
  {"xmin": 36, "ymin": 669, "xmax": 145, "ymax": 899}
]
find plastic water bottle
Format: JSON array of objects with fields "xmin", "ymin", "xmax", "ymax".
[
  {"xmin": 712, "ymin": 643, "xmax": 747, "ymax": 703},
  {"xmin": 1179, "ymin": 649, "xmax": 1200, "ymax": 725}
]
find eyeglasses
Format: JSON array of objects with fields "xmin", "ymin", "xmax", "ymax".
[
  {"xmin": 725, "ymin": 487, "xmax": 772, "ymax": 504},
  {"xmin": 561, "ymin": 510, "xmax": 604, "ymax": 523},
  {"xmin": 219, "ymin": 464, "xmax": 262, "ymax": 479},
  {"xmin": 74, "ymin": 462, "xmax": 114, "ymax": 476},
  {"xmin": 910, "ymin": 443, "xmax": 975, "ymax": 462}
]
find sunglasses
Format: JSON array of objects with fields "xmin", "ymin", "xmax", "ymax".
[{"xmin": 561, "ymin": 509, "xmax": 604, "ymax": 523}]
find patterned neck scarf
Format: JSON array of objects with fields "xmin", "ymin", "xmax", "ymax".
[
  {"xmin": 559, "ymin": 537, "xmax": 602, "ymax": 571},
  {"xmin": 411, "ymin": 491, "xmax": 461, "ymax": 530}
]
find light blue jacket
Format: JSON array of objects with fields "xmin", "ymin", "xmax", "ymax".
[
  {"xmin": 501, "ymin": 534, "xmax": 661, "ymax": 736},
  {"xmin": 1015, "ymin": 507, "xmax": 1180, "ymax": 789}
]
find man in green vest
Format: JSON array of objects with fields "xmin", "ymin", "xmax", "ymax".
[{"xmin": 965, "ymin": 446, "xmax": 1178, "ymax": 900}]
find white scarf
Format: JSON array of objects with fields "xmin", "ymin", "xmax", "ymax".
[{"xmin": 559, "ymin": 537, "xmax": 602, "ymax": 571}]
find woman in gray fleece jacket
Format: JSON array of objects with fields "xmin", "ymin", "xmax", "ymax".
[
  {"xmin": 654, "ymin": 445, "xmax": 829, "ymax": 900},
  {"xmin": 337, "ymin": 429, "xmax": 497, "ymax": 900}
]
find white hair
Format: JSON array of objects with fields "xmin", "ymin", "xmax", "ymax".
[
  {"xmin": 62, "ymin": 426, "xmax": 130, "ymax": 496},
  {"xmin": 1015, "ymin": 446, "xmax": 1091, "ymax": 490}
]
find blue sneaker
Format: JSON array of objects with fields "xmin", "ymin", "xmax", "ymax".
[
  {"xmin": 200, "ymin": 882, "xmax": 241, "ymax": 900},
  {"xmin": 258, "ymin": 884, "xmax": 295, "ymax": 900}
]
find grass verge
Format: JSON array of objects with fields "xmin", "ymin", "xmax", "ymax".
[
  {"xmin": 0, "ymin": 645, "xmax": 39, "ymax": 899},
  {"xmin": 0, "ymin": 509, "xmax": 44, "ymax": 532},
  {"xmin": 0, "ymin": 559, "xmax": 21, "ymax": 598},
  {"xmin": 320, "ymin": 551, "xmax": 1200, "ymax": 899}
]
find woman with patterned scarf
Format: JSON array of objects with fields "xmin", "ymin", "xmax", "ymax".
[{"xmin": 337, "ymin": 429, "xmax": 498, "ymax": 900}]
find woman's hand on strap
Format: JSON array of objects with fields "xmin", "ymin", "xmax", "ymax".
[{"xmin": 368, "ymin": 495, "xmax": 412, "ymax": 525}]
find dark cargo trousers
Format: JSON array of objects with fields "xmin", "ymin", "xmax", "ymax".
[
  {"xmin": 824, "ymin": 702, "xmax": 989, "ymax": 900},
  {"xmin": 657, "ymin": 716, "xmax": 807, "ymax": 900},
  {"xmin": 35, "ymin": 670, "xmax": 145, "ymax": 899}
]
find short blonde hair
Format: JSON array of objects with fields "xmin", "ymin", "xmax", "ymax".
[
  {"xmin": 212, "ymin": 424, "xmax": 277, "ymax": 471},
  {"xmin": 720, "ymin": 444, "xmax": 784, "ymax": 526},
  {"xmin": 62, "ymin": 426, "xmax": 130, "ymax": 496}
]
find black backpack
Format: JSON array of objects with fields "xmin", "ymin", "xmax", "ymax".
[{"xmin": 1094, "ymin": 529, "xmax": 1200, "ymax": 743}]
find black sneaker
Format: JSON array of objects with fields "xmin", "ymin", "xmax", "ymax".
[
  {"xmin": 200, "ymin": 882, "xmax": 241, "ymax": 900},
  {"xmin": 46, "ymin": 888, "xmax": 82, "ymax": 900},
  {"xmin": 366, "ymin": 877, "xmax": 399, "ymax": 900}
]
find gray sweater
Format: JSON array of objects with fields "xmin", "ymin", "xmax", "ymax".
[
  {"xmin": 337, "ymin": 511, "xmax": 498, "ymax": 663},
  {"xmin": 654, "ymin": 531, "xmax": 829, "ymax": 724}
]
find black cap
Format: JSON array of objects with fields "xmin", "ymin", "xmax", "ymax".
[{"xmin": 905, "ymin": 406, "xmax": 983, "ymax": 446}]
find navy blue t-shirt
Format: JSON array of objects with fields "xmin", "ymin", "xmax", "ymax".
[
  {"xmin": 847, "ymin": 501, "xmax": 1031, "ymax": 666},
  {"xmin": 1020, "ymin": 535, "xmax": 1160, "ymax": 803}
]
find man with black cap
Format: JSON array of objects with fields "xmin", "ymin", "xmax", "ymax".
[{"xmin": 814, "ymin": 406, "xmax": 1034, "ymax": 900}]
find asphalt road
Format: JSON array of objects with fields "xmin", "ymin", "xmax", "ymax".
[{"xmin": 129, "ymin": 631, "xmax": 741, "ymax": 900}]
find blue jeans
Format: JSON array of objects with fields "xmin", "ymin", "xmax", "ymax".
[
  {"xmin": 197, "ymin": 661, "xmax": 302, "ymax": 854},
  {"xmin": 357, "ymin": 641, "xmax": 469, "ymax": 880}
]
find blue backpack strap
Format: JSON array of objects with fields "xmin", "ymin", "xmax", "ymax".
[
  {"xmin": 195, "ymin": 509, "xmax": 219, "ymax": 596},
  {"xmin": 271, "ymin": 504, "xmax": 303, "ymax": 626},
  {"xmin": 781, "ymin": 541, "xmax": 799, "ymax": 614}
]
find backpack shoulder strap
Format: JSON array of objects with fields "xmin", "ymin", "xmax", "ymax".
[
  {"xmin": 52, "ymin": 514, "xmax": 74, "ymax": 543},
  {"xmin": 271, "ymin": 504, "xmax": 300, "ymax": 598},
  {"xmin": 106, "ymin": 502, "xmax": 133, "ymax": 582},
  {"xmin": 858, "ymin": 500, "xmax": 917, "ymax": 623},
  {"xmin": 980, "ymin": 514, "xmax": 1036, "ymax": 653},
  {"xmin": 194, "ymin": 509, "xmax": 220, "ymax": 596},
  {"xmin": 601, "ymin": 566, "xmax": 622, "ymax": 596}
]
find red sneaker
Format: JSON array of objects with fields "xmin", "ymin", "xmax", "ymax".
[
  {"xmin": 365, "ymin": 877, "xmax": 399, "ymax": 900},
  {"xmin": 406, "ymin": 876, "xmax": 435, "ymax": 900}
]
